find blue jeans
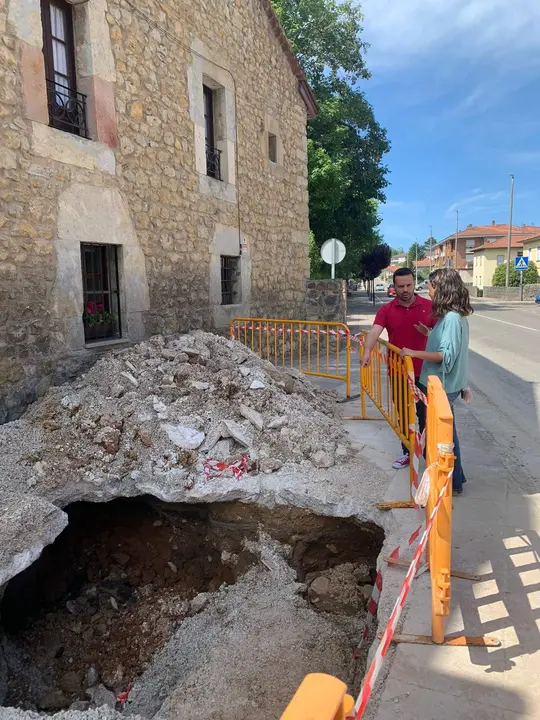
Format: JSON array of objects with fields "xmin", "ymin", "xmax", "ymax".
[
  {"xmin": 446, "ymin": 390, "xmax": 466, "ymax": 492},
  {"xmin": 419, "ymin": 385, "xmax": 466, "ymax": 492}
]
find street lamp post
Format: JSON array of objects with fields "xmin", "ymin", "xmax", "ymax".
[
  {"xmin": 429, "ymin": 225, "xmax": 433, "ymax": 272},
  {"xmin": 454, "ymin": 210, "xmax": 459, "ymax": 269},
  {"xmin": 415, "ymin": 240, "xmax": 418, "ymax": 286},
  {"xmin": 505, "ymin": 174, "xmax": 515, "ymax": 288}
]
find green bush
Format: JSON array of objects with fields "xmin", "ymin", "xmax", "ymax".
[{"xmin": 492, "ymin": 259, "xmax": 539, "ymax": 287}]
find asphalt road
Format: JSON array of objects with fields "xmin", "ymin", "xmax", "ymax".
[
  {"xmin": 467, "ymin": 300, "xmax": 540, "ymax": 487},
  {"xmin": 348, "ymin": 292, "xmax": 540, "ymax": 488}
]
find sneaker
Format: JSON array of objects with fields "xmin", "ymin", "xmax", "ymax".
[
  {"xmin": 452, "ymin": 489, "xmax": 463, "ymax": 496},
  {"xmin": 392, "ymin": 454, "xmax": 410, "ymax": 470}
]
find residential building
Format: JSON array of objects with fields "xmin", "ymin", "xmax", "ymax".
[
  {"xmin": 431, "ymin": 222, "xmax": 539, "ymax": 283},
  {"xmin": 519, "ymin": 234, "xmax": 540, "ymax": 264},
  {"xmin": 471, "ymin": 236, "xmax": 534, "ymax": 290},
  {"xmin": 390, "ymin": 253, "xmax": 407, "ymax": 266},
  {"xmin": 0, "ymin": 0, "xmax": 317, "ymax": 422}
]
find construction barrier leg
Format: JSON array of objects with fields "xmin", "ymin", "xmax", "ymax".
[{"xmin": 280, "ymin": 673, "xmax": 354, "ymax": 720}]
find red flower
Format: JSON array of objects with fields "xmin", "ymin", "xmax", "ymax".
[{"xmin": 87, "ymin": 301, "xmax": 97, "ymax": 314}]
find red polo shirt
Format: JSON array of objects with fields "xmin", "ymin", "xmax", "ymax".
[{"xmin": 374, "ymin": 295, "xmax": 437, "ymax": 377}]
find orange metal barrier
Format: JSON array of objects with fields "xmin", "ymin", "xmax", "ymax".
[
  {"xmin": 425, "ymin": 375, "xmax": 454, "ymax": 644},
  {"xmin": 347, "ymin": 333, "xmax": 417, "ymax": 509},
  {"xmin": 280, "ymin": 673, "xmax": 354, "ymax": 720},
  {"xmin": 230, "ymin": 318, "xmax": 351, "ymax": 397},
  {"xmin": 281, "ymin": 377, "xmax": 499, "ymax": 718}
]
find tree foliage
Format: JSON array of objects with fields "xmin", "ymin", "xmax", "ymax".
[
  {"xmin": 358, "ymin": 243, "xmax": 392, "ymax": 281},
  {"xmin": 272, "ymin": 0, "xmax": 390, "ymax": 277},
  {"xmin": 492, "ymin": 260, "xmax": 539, "ymax": 287},
  {"xmin": 407, "ymin": 242, "xmax": 426, "ymax": 269}
]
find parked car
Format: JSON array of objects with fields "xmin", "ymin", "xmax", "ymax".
[
  {"xmin": 375, "ymin": 283, "xmax": 385, "ymax": 292},
  {"xmin": 387, "ymin": 284, "xmax": 396, "ymax": 297}
]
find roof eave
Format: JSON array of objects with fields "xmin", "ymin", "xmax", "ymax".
[{"xmin": 260, "ymin": 0, "xmax": 318, "ymax": 120}]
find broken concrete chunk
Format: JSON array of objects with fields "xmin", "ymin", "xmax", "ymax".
[
  {"xmin": 86, "ymin": 683, "xmax": 117, "ymax": 708},
  {"xmin": 268, "ymin": 415, "xmax": 288, "ymax": 429},
  {"xmin": 222, "ymin": 419, "xmax": 252, "ymax": 448},
  {"xmin": 189, "ymin": 592, "xmax": 210, "ymax": 615},
  {"xmin": 190, "ymin": 380, "xmax": 210, "ymax": 391},
  {"xmin": 239, "ymin": 404, "xmax": 264, "ymax": 431},
  {"xmin": 153, "ymin": 397, "xmax": 168, "ymax": 415},
  {"xmin": 161, "ymin": 348, "xmax": 178, "ymax": 361},
  {"xmin": 240, "ymin": 367, "xmax": 251, "ymax": 377},
  {"xmin": 163, "ymin": 424, "xmax": 205, "ymax": 450},
  {"xmin": 311, "ymin": 450, "xmax": 335, "ymax": 469},
  {"xmin": 260, "ymin": 458, "xmax": 283, "ymax": 474},
  {"xmin": 120, "ymin": 371, "xmax": 139, "ymax": 387},
  {"xmin": 212, "ymin": 438, "xmax": 233, "ymax": 459},
  {"xmin": 249, "ymin": 379, "xmax": 266, "ymax": 390},
  {"xmin": 94, "ymin": 426, "xmax": 121, "ymax": 454},
  {"xmin": 335, "ymin": 444, "xmax": 349, "ymax": 458}
]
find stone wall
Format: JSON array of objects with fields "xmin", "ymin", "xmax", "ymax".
[
  {"xmin": 0, "ymin": 0, "xmax": 312, "ymax": 421},
  {"xmin": 303, "ymin": 280, "xmax": 347, "ymax": 324},
  {"xmin": 480, "ymin": 284, "xmax": 540, "ymax": 301}
]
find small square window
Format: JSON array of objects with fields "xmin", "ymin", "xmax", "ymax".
[
  {"xmin": 268, "ymin": 133, "xmax": 277, "ymax": 164},
  {"xmin": 496, "ymin": 255, "xmax": 504, "ymax": 265},
  {"xmin": 221, "ymin": 255, "xmax": 241, "ymax": 305},
  {"xmin": 81, "ymin": 243, "xmax": 122, "ymax": 343}
]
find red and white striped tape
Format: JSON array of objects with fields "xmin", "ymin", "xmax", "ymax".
[
  {"xmin": 353, "ymin": 523, "xmax": 423, "ymax": 658},
  {"xmin": 232, "ymin": 323, "xmax": 355, "ymax": 340},
  {"xmin": 203, "ymin": 454, "xmax": 249, "ymax": 481},
  {"xmin": 351, "ymin": 470, "xmax": 452, "ymax": 718}
]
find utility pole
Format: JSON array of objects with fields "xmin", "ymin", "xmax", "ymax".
[
  {"xmin": 505, "ymin": 174, "xmax": 515, "ymax": 287},
  {"xmin": 429, "ymin": 225, "xmax": 433, "ymax": 272},
  {"xmin": 454, "ymin": 210, "xmax": 459, "ymax": 270},
  {"xmin": 415, "ymin": 240, "xmax": 418, "ymax": 286}
]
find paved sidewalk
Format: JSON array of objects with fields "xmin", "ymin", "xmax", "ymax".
[{"xmin": 340, "ymin": 293, "xmax": 540, "ymax": 719}]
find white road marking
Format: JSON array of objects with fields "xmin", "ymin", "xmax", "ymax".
[{"xmin": 474, "ymin": 313, "xmax": 539, "ymax": 333}]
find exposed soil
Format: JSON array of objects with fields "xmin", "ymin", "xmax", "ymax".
[{"xmin": 1, "ymin": 499, "xmax": 383, "ymax": 715}]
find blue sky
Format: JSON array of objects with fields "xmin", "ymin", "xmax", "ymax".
[{"xmin": 358, "ymin": 0, "xmax": 540, "ymax": 250}]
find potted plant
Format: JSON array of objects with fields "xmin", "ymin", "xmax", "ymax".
[{"xmin": 82, "ymin": 302, "xmax": 117, "ymax": 341}]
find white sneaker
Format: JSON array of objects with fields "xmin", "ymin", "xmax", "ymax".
[{"xmin": 392, "ymin": 454, "xmax": 410, "ymax": 470}]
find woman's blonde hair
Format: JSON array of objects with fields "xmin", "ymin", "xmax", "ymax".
[{"xmin": 429, "ymin": 268, "xmax": 474, "ymax": 318}]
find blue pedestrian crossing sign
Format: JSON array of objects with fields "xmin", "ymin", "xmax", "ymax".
[{"xmin": 514, "ymin": 256, "xmax": 529, "ymax": 271}]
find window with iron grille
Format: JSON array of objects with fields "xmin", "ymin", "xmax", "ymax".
[
  {"xmin": 220, "ymin": 255, "xmax": 241, "ymax": 305},
  {"xmin": 203, "ymin": 84, "xmax": 221, "ymax": 180},
  {"xmin": 81, "ymin": 244, "xmax": 122, "ymax": 343},
  {"xmin": 41, "ymin": 0, "xmax": 88, "ymax": 137}
]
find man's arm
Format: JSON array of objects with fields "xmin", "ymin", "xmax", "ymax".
[{"xmin": 361, "ymin": 324, "xmax": 384, "ymax": 366}]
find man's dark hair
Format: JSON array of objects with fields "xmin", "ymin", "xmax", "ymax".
[{"xmin": 393, "ymin": 267, "xmax": 414, "ymax": 284}]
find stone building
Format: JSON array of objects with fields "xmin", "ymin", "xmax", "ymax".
[{"xmin": 0, "ymin": 0, "xmax": 317, "ymax": 421}]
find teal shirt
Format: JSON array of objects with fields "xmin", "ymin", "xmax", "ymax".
[{"xmin": 419, "ymin": 311, "xmax": 469, "ymax": 393}]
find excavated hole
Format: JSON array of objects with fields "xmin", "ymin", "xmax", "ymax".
[{"xmin": 0, "ymin": 498, "xmax": 383, "ymax": 713}]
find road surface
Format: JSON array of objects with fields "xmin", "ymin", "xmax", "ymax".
[{"xmin": 348, "ymin": 293, "xmax": 540, "ymax": 489}]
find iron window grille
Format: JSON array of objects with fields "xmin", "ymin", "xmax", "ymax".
[
  {"xmin": 206, "ymin": 144, "xmax": 222, "ymax": 180},
  {"xmin": 221, "ymin": 255, "xmax": 241, "ymax": 306},
  {"xmin": 41, "ymin": 0, "xmax": 88, "ymax": 137},
  {"xmin": 81, "ymin": 243, "xmax": 122, "ymax": 343}
]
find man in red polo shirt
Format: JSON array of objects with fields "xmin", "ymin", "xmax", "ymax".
[{"xmin": 361, "ymin": 267, "xmax": 436, "ymax": 469}]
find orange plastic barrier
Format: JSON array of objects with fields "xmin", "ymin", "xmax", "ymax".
[{"xmin": 280, "ymin": 673, "xmax": 354, "ymax": 720}]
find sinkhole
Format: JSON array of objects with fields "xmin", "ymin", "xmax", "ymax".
[{"xmin": 0, "ymin": 498, "xmax": 384, "ymax": 714}]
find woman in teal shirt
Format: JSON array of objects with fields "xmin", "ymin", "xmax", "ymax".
[{"xmin": 400, "ymin": 268, "xmax": 473, "ymax": 495}]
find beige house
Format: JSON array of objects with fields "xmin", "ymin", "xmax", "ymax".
[
  {"xmin": 520, "ymin": 234, "xmax": 540, "ymax": 264},
  {"xmin": 0, "ymin": 0, "xmax": 317, "ymax": 421},
  {"xmin": 472, "ymin": 237, "xmax": 531, "ymax": 289}
]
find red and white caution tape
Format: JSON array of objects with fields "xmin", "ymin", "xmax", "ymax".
[
  {"xmin": 351, "ymin": 470, "xmax": 452, "ymax": 719},
  {"xmin": 353, "ymin": 523, "xmax": 423, "ymax": 658},
  {"xmin": 203, "ymin": 454, "xmax": 249, "ymax": 481},
  {"xmin": 116, "ymin": 683, "xmax": 132, "ymax": 709}
]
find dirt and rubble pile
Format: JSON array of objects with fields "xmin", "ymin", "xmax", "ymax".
[{"xmin": 7, "ymin": 331, "xmax": 349, "ymax": 495}]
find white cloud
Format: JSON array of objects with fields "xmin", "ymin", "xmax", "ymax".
[
  {"xmin": 445, "ymin": 190, "xmax": 506, "ymax": 217},
  {"xmin": 360, "ymin": 0, "xmax": 540, "ymax": 71}
]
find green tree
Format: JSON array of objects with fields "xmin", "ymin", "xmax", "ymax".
[
  {"xmin": 492, "ymin": 260, "xmax": 539, "ymax": 287},
  {"xmin": 272, "ymin": 0, "xmax": 390, "ymax": 276},
  {"xmin": 407, "ymin": 242, "xmax": 426, "ymax": 269}
]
